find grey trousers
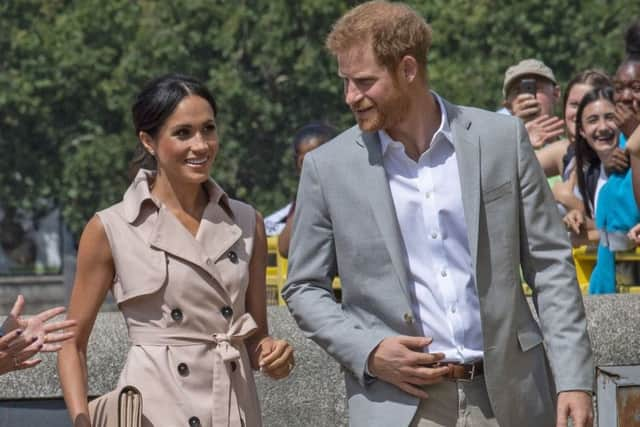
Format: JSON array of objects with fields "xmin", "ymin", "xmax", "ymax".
[{"xmin": 410, "ymin": 376, "xmax": 499, "ymax": 427}]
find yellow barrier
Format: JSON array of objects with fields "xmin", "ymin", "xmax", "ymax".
[
  {"xmin": 266, "ymin": 236, "xmax": 341, "ymax": 305},
  {"xmin": 572, "ymin": 245, "xmax": 640, "ymax": 294}
]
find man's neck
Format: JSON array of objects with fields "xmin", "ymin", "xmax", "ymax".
[{"xmin": 386, "ymin": 91, "xmax": 442, "ymax": 161}]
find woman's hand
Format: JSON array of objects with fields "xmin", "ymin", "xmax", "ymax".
[
  {"xmin": 563, "ymin": 209, "xmax": 585, "ymax": 235},
  {"xmin": 2, "ymin": 295, "xmax": 76, "ymax": 352},
  {"xmin": 255, "ymin": 336, "xmax": 294, "ymax": 380},
  {"xmin": 0, "ymin": 328, "xmax": 44, "ymax": 375}
]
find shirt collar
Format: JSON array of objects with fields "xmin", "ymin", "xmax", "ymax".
[
  {"xmin": 122, "ymin": 168, "xmax": 232, "ymax": 223},
  {"xmin": 379, "ymin": 91, "xmax": 452, "ymax": 156}
]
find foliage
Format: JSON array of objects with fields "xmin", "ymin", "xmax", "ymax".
[{"xmin": 0, "ymin": 0, "xmax": 638, "ymax": 241}]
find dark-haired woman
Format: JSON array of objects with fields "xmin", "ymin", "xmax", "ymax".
[
  {"xmin": 563, "ymin": 87, "xmax": 640, "ymax": 293},
  {"xmin": 58, "ymin": 74, "xmax": 294, "ymax": 427}
]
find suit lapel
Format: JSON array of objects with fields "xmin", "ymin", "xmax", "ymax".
[
  {"xmin": 445, "ymin": 101, "xmax": 481, "ymax": 269},
  {"xmin": 359, "ymin": 131, "xmax": 413, "ymax": 305}
]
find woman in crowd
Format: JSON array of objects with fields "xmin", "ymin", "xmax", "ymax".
[
  {"xmin": 1, "ymin": 294, "xmax": 75, "ymax": 375},
  {"xmin": 535, "ymin": 70, "xmax": 611, "ymax": 213},
  {"xmin": 564, "ymin": 87, "xmax": 640, "ymax": 293},
  {"xmin": 277, "ymin": 122, "xmax": 336, "ymax": 258},
  {"xmin": 58, "ymin": 74, "xmax": 294, "ymax": 427}
]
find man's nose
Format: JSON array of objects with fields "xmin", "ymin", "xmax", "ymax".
[{"xmin": 344, "ymin": 80, "xmax": 362, "ymax": 106}]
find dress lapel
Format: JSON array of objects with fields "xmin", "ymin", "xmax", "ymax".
[{"xmin": 359, "ymin": 131, "xmax": 413, "ymax": 306}]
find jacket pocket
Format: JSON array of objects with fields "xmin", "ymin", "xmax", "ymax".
[
  {"xmin": 483, "ymin": 180, "xmax": 512, "ymax": 203},
  {"xmin": 517, "ymin": 323, "xmax": 543, "ymax": 352}
]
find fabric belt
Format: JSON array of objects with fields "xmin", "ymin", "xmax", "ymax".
[
  {"xmin": 434, "ymin": 360, "xmax": 484, "ymax": 382},
  {"xmin": 128, "ymin": 312, "xmax": 257, "ymax": 427}
]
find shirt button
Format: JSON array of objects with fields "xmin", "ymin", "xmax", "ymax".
[
  {"xmin": 171, "ymin": 308, "xmax": 183, "ymax": 322},
  {"xmin": 205, "ymin": 258, "xmax": 212, "ymax": 266},
  {"xmin": 189, "ymin": 416, "xmax": 201, "ymax": 427},
  {"xmin": 425, "ymin": 192, "xmax": 431, "ymax": 199},
  {"xmin": 177, "ymin": 362, "xmax": 189, "ymax": 376},
  {"xmin": 430, "ymin": 232, "xmax": 438, "ymax": 239},
  {"xmin": 227, "ymin": 250, "xmax": 238, "ymax": 263},
  {"xmin": 221, "ymin": 306, "xmax": 234, "ymax": 319},
  {"xmin": 440, "ymin": 269, "xmax": 447, "ymax": 277},
  {"xmin": 403, "ymin": 312, "xmax": 414, "ymax": 324},
  {"xmin": 451, "ymin": 306, "xmax": 456, "ymax": 313},
  {"xmin": 230, "ymin": 361, "xmax": 237, "ymax": 372}
]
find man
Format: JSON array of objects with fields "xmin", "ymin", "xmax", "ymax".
[
  {"xmin": 500, "ymin": 58, "xmax": 565, "ymax": 150},
  {"xmin": 283, "ymin": 2, "xmax": 593, "ymax": 427}
]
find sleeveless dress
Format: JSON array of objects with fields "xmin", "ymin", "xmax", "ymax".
[{"xmin": 96, "ymin": 169, "xmax": 262, "ymax": 427}]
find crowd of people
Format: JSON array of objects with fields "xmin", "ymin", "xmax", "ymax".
[{"xmin": 1, "ymin": 1, "xmax": 639, "ymax": 426}]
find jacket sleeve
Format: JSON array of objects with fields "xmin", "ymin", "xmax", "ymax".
[
  {"xmin": 515, "ymin": 119, "xmax": 594, "ymax": 393},
  {"xmin": 281, "ymin": 154, "xmax": 395, "ymax": 386}
]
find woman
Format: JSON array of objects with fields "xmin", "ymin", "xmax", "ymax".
[
  {"xmin": 58, "ymin": 74, "xmax": 294, "ymax": 427},
  {"xmin": 564, "ymin": 87, "xmax": 640, "ymax": 293},
  {"xmin": 1, "ymin": 294, "xmax": 75, "ymax": 374},
  {"xmin": 535, "ymin": 69, "xmax": 611, "ymax": 213},
  {"xmin": 277, "ymin": 122, "xmax": 336, "ymax": 258}
]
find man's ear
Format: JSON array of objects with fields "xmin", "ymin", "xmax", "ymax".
[
  {"xmin": 399, "ymin": 55, "xmax": 419, "ymax": 83},
  {"xmin": 139, "ymin": 131, "xmax": 156, "ymax": 156},
  {"xmin": 553, "ymin": 85, "xmax": 561, "ymax": 102}
]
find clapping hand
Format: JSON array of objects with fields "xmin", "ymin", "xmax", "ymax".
[
  {"xmin": 1, "ymin": 295, "xmax": 76, "ymax": 353},
  {"xmin": 255, "ymin": 336, "xmax": 294, "ymax": 380}
]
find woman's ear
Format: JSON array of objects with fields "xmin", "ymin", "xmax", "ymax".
[{"xmin": 139, "ymin": 131, "xmax": 155, "ymax": 156}]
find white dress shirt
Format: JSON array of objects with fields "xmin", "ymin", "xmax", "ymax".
[{"xmin": 379, "ymin": 94, "xmax": 483, "ymax": 363}]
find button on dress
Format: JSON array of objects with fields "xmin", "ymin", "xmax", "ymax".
[{"xmin": 96, "ymin": 169, "xmax": 262, "ymax": 427}]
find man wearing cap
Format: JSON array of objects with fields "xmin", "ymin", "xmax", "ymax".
[{"xmin": 500, "ymin": 58, "xmax": 565, "ymax": 150}]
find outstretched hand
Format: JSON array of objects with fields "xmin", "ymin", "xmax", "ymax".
[
  {"xmin": 0, "ymin": 328, "xmax": 43, "ymax": 374},
  {"xmin": 525, "ymin": 114, "xmax": 565, "ymax": 149},
  {"xmin": 368, "ymin": 335, "xmax": 449, "ymax": 399},
  {"xmin": 2, "ymin": 295, "xmax": 76, "ymax": 352}
]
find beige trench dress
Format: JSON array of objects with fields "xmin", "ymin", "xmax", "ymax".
[{"xmin": 96, "ymin": 170, "xmax": 262, "ymax": 427}]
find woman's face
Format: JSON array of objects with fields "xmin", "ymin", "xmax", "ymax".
[
  {"xmin": 564, "ymin": 83, "xmax": 592, "ymax": 142},
  {"xmin": 614, "ymin": 61, "xmax": 640, "ymax": 110},
  {"xmin": 141, "ymin": 95, "xmax": 218, "ymax": 186},
  {"xmin": 579, "ymin": 98, "xmax": 619, "ymax": 159}
]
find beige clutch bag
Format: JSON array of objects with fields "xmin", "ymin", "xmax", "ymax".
[{"xmin": 88, "ymin": 385, "xmax": 143, "ymax": 427}]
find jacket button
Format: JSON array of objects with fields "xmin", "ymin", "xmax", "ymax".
[
  {"xmin": 171, "ymin": 309, "xmax": 183, "ymax": 322},
  {"xmin": 221, "ymin": 306, "xmax": 233, "ymax": 318},
  {"xmin": 188, "ymin": 416, "xmax": 201, "ymax": 426},
  {"xmin": 230, "ymin": 361, "xmax": 237, "ymax": 372},
  {"xmin": 177, "ymin": 363, "xmax": 189, "ymax": 376},
  {"xmin": 227, "ymin": 250, "xmax": 238, "ymax": 263}
]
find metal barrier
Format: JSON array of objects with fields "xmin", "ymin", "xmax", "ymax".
[{"xmin": 572, "ymin": 245, "xmax": 640, "ymax": 294}]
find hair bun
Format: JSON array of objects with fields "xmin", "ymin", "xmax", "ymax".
[{"xmin": 625, "ymin": 20, "xmax": 640, "ymax": 58}]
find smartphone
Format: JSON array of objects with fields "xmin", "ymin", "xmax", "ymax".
[{"xmin": 519, "ymin": 78, "xmax": 537, "ymax": 95}]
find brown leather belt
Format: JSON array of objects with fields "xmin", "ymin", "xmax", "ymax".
[{"xmin": 435, "ymin": 360, "xmax": 484, "ymax": 382}]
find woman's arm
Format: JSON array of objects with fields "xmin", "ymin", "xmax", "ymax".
[
  {"xmin": 627, "ymin": 126, "xmax": 640, "ymax": 207},
  {"xmin": 57, "ymin": 216, "xmax": 115, "ymax": 427},
  {"xmin": 535, "ymin": 138, "xmax": 569, "ymax": 177},
  {"xmin": 245, "ymin": 212, "xmax": 294, "ymax": 379},
  {"xmin": 277, "ymin": 206, "xmax": 295, "ymax": 258}
]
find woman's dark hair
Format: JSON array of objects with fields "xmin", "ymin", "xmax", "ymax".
[
  {"xmin": 562, "ymin": 69, "xmax": 611, "ymax": 115},
  {"xmin": 574, "ymin": 86, "xmax": 616, "ymax": 219},
  {"xmin": 625, "ymin": 19, "xmax": 640, "ymax": 61},
  {"xmin": 128, "ymin": 73, "xmax": 217, "ymax": 180},
  {"xmin": 292, "ymin": 122, "xmax": 338, "ymax": 155}
]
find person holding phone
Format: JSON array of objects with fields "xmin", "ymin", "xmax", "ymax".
[{"xmin": 500, "ymin": 58, "xmax": 564, "ymax": 150}]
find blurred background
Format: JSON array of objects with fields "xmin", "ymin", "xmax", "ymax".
[{"xmin": 1, "ymin": 0, "xmax": 637, "ymax": 311}]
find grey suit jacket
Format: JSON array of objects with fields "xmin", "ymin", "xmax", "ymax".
[{"xmin": 282, "ymin": 98, "xmax": 593, "ymax": 427}]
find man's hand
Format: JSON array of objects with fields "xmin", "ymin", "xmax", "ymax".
[
  {"xmin": 368, "ymin": 335, "xmax": 450, "ymax": 399},
  {"xmin": 603, "ymin": 147, "xmax": 630, "ymax": 175},
  {"xmin": 525, "ymin": 114, "xmax": 565, "ymax": 149},
  {"xmin": 556, "ymin": 391, "xmax": 593, "ymax": 427},
  {"xmin": 615, "ymin": 103, "xmax": 640, "ymax": 138},
  {"xmin": 511, "ymin": 94, "xmax": 541, "ymax": 122}
]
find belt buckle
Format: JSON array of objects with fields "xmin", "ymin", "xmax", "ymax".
[{"xmin": 458, "ymin": 363, "xmax": 476, "ymax": 382}]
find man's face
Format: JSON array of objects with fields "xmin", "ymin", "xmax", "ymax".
[
  {"xmin": 613, "ymin": 62, "xmax": 640, "ymax": 111},
  {"xmin": 506, "ymin": 75, "xmax": 559, "ymax": 118},
  {"xmin": 337, "ymin": 43, "xmax": 409, "ymax": 133}
]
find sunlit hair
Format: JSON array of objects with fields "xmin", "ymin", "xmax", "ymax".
[
  {"xmin": 326, "ymin": 1, "xmax": 432, "ymax": 72},
  {"xmin": 574, "ymin": 86, "xmax": 616, "ymax": 219},
  {"xmin": 562, "ymin": 69, "xmax": 610, "ymax": 113}
]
